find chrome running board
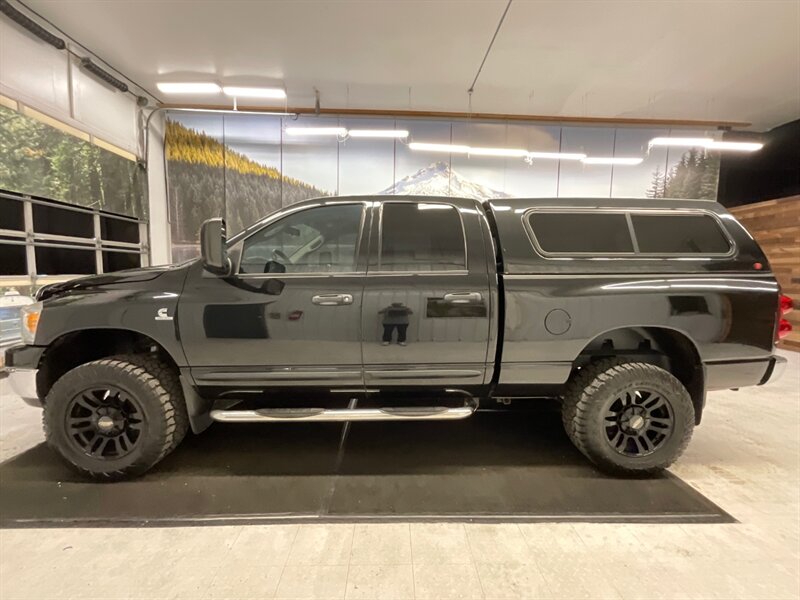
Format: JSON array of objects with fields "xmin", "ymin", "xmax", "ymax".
[{"xmin": 210, "ymin": 398, "xmax": 478, "ymax": 423}]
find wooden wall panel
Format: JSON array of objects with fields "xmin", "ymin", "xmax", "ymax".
[{"xmin": 730, "ymin": 195, "xmax": 800, "ymax": 350}]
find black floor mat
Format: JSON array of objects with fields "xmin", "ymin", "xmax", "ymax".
[{"xmin": 0, "ymin": 406, "xmax": 732, "ymax": 527}]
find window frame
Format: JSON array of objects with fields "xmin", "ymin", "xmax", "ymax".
[
  {"xmin": 234, "ymin": 201, "xmax": 369, "ymax": 278},
  {"xmin": 522, "ymin": 207, "xmax": 735, "ymax": 259},
  {"xmin": 372, "ymin": 200, "xmax": 469, "ymax": 275},
  {"xmin": 0, "ymin": 189, "xmax": 147, "ymax": 281}
]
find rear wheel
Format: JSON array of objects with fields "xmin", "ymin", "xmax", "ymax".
[
  {"xmin": 562, "ymin": 360, "xmax": 694, "ymax": 475},
  {"xmin": 43, "ymin": 356, "xmax": 188, "ymax": 480}
]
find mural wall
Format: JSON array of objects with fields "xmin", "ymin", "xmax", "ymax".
[{"xmin": 165, "ymin": 112, "xmax": 723, "ymax": 261}]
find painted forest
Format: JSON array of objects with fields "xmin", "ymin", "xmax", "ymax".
[
  {"xmin": 647, "ymin": 148, "xmax": 720, "ymax": 200},
  {"xmin": 165, "ymin": 119, "xmax": 327, "ymax": 249}
]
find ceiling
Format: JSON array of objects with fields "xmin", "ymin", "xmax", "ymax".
[{"xmin": 21, "ymin": 0, "xmax": 800, "ymax": 130}]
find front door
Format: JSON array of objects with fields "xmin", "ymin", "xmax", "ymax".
[
  {"xmin": 178, "ymin": 201, "xmax": 369, "ymax": 393},
  {"xmin": 361, "ymin": 199, "xmax": 493, "ymax": 390}
]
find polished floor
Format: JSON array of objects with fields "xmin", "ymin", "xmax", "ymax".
[{"xmin": 1, "ymin": 350, "xmax": 798, "ymax": 599}]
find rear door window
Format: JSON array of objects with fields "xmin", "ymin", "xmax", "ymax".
[
  {"xmin": 379, "ymin": 203, "xmax": 466, "ymax": 271},
  {"xmin": 631, "ymin": 214, "xmax": 731, "ymax": 254},
  {"xmin": 527, "ymin": 212, "xmax": 634, "ymax": 254}
]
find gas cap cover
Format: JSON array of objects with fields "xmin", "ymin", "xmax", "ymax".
[{"xmin": 545, "ymin": 309, "xmax": 571, "ymax": 335}]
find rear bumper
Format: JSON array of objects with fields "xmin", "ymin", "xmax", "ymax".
[
  {"xmin": 704, "ymin": 355, "xmax": 788, "ymax": 391},
  {"xmin": 759, "ymin": 355, "xmax": 788, "ymax": 386}
]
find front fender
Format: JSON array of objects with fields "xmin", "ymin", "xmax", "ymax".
[{"xmin": 34, "ymin": 268, "xmax": 190, "ymax": 367}]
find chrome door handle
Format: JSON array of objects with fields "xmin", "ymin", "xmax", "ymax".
[
  {"xmin": 443, "ymin": 292, "xmax": 483, "ymax": 304},
  {"xmin": 312, "ymin": 293, "xmax": 353, "ymax": 306}
]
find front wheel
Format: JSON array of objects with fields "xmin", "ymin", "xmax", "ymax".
[
  {"xmin": 43, "ymin": 356, "xmax": 188, "ymax": 480},
  {"xmin": 561, "ymin": 360, "xmax": 694, "ymax": 475}
]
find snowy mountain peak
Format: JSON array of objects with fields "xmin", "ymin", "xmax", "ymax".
[{"xmin": 379, "ymin": 161, "xmax": 510, "ymax": 200}]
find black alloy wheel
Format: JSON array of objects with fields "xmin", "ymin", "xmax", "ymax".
[
  {"xmin": 65, "ymin": 386, "xmax": 144, "ymax": 459},
  {"xmin": 603, "ymin": 387, "xmax": 674, "ymax": 457}
]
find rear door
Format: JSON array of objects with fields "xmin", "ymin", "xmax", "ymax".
[{"xmin": 361, "ymin": 198, "xmax": 492, "ymax": 389}]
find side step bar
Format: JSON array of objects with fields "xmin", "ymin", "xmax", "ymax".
[{"xmin": 210, "ymin": 399, "xmax": 478, "ymax": 423}]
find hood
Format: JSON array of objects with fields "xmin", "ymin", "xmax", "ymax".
[{"xmin": 36, "ymin": 264, "xmax": 189, "ymax": 301}]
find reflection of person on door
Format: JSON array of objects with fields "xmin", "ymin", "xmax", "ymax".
[{"xmin": 379, "ymin": 302, "xmax": 413, "ymax": 346}]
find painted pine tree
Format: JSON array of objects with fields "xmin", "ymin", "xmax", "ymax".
[
  {"xmin": 647, "ymin": 167, "xmax": 666, "ymax": 198},
  {"xmin": 649, "ymin": 148, "xmax": 721, "ymax": 200}
]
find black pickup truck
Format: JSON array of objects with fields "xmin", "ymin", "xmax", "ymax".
[{"xmin": 5, "ymin": 196, "xmax": 791, "ymax": 480}]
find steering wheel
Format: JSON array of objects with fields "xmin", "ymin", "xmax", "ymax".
[{"xmin": 271, "ymin": 249, "xmax": 290, "ymax": 264}]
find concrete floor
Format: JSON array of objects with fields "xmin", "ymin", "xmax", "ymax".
[{"xmin": 0, "ymin": 351, "xmax": 798, "ymax": 600}]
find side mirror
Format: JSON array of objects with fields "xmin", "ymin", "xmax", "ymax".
[{"xmin": 200, "ymin": 218, "xmax": 231, "ymax": 276}]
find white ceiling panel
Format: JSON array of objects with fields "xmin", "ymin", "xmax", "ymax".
[{"xmin": 18, "ymin": 0, "xmax": 800, "ymax": 129}]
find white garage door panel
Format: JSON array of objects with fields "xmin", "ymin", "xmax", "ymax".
[
  {"xmin": 0, "ymin": 21, "xmax": 70, "ymax": 115},
  {"xmin": 71, "ymin": 57, "xmax": 137, "ymax": 152}
]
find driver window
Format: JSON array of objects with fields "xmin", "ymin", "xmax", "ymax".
[{"xmin": 239, "ymin": 204, "xmax": 363, "ymax": 274}]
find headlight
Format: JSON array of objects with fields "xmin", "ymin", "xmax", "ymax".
[{"xmin": 20, "ymin": 302, "xmax": 43, "ymax": 345}]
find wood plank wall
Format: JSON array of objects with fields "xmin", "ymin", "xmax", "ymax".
[{"xmin": 730, "ymin": 195, "xmax": 800, "ymax": 350}]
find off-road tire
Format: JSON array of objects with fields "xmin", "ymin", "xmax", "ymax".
[
  {"xmin": 120, "ymin": 354, "xmax": 189, "ymax": 457},
  {"xmin": 43, "ymin": 355, "xmax": 189, "ymax": 480},
  {"xmin": 561, "ymin": 360, "xmax": 694, "ymax": 475}
]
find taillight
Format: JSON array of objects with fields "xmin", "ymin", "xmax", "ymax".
[
  {"xmin": 780, "ymin": 295, "xmax": 794, "ymax": 315},
  {"xmin": 777, "ymin": 294, "xmax": 794, "ymax": 341}
]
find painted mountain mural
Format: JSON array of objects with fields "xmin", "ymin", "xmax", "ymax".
[{"xmin": 379, "ymin": 161, "xmax": 511, "ymax": 200}]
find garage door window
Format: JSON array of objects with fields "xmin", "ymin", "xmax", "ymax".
[{"xmin": 379, "ymin": 203, "xmax": 466, "ymax": 272}]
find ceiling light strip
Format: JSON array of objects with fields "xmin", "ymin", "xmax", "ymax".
[
  {"xmin": 348, "ymin": 129, "xmax": 409, "ymax": 138},
  {"xmin": 649, "ymin": 137, "xmax": 763, "ymax": 152},
  {"xmin": 157, "ymin": 82, "xmax": 221, "ymax": 94},
  {"xmin": 408, "ymin": 142, "xmax": 470, "ymax": 153},
  {"xmin": 222, "ymin": 86, "xmax": 286, "ymax": 99},
  {"xmin": 410, "ymin": 142, "xmax": 588, "ymax": 161},
  {"xmin": 706, "ymin": 140, "xmax": 763, "ymax": 151},
  {"xmin": 527, "ymin": 151, "xmax": 586, "ymax": 161},
  {"xmin": 648, "ymin": 137, "xmax": 714, "ymax": 148}
]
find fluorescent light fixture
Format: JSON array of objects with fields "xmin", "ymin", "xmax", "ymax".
[
  {"xmin": 408, "ymin": 142, "xmax": 470, "ymax": 153},
  {"xmin": 285, "ymin": 127, "xmax": 347, "ymax": 136},
  {"xmin": 706, "ymin": 140, "xmax": 763, "ymax": 152},
  {"xmin": 157, "ymin": 82, "xmax": 221, "ymax": 94},
  {"xmin": 409, "ymin": 142, "xmax": 589, "ymax": 161},
  {"xmin": 348, "ymin": 129, "xmax": 409, "ymax": 138},
  {"xmin": 649, "ymin": 137, "xmax": 714, "ymax": 148},
  {"xmin": 468, "ymin": 147, "xmax": 528, "ymax": 157},
  {"xmin": 222, "ymin": 86, "xmax": 286, "ymax": 99},
  {"xmin": 526, "ymin": 151, "xmax": 586, "ymax": 161},
  {"xmin": 648, "ymin": 137, "xmax": 763, "ymax": 152},
  {"xmin": 582, "ymin": 157, "xmax": 644, "ymax": 165}
]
